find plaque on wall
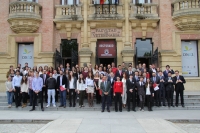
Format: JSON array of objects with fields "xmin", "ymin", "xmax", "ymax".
[{"xmin": 91, "ymin": 28, "xmax": 122, "ymax": 38}]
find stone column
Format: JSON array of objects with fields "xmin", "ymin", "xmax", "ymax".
[
  {"xmin": 79, "ymin": 0, "xmax": 92, "ymax": 67},
  {"xmin": 121, "ymin": 0, "xmax": 134, "ymax": 65}
]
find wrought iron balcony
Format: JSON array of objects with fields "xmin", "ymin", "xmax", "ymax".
[
  {"xmin": 88, "ymin": 4, "xmax": 124, "ymax": 20},
  {"xmin": 8, "ymin": 1, "xmax": 42, "ymax": 33},
  {"xmin": 172, "ymin": 0, "xmax": 200, "ymax": 30},
  {"xmin": 54, "ymin": 5, "xmax": 83, "ymax": 21}
]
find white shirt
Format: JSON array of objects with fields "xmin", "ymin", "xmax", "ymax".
[
  {"xmin": 122, "ymin": 78, "xmax": 126, "ymax": 88},
  {"xmin": 86, "ymin": 78, "xmax": 94, "ymax": 87},
  {"xmin": 69, "ymin": 78, "xmax": 74, "ymax": 89},
  {"xmin": 53, "ymin": 74, "xmax": 59, "ymax": 81},
  {"xmin": 77, "ymin": 80, "xmax": 86, "ymax": 91},
  {"xmin": 146, "ymin": 84, "xmax": 151, "ymax": 95},
  {"xmin": 12, "ymin": 75, "xmax": 22, "ymax": 88},
  {"xmin": 152, "ymin": 68, "xmax": 156, "ymax": 73},
  {"xmin": 21, "ymin": 83, "xmax": 29, "ymax": 92}
]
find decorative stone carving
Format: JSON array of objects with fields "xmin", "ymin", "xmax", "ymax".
[
  {"xmin": 7, "ymin": 1, "xmax": 42, "ymax": 33},
  {"xmin": 172, "ymin": 0, "xmax": 200, "ymax": 30}
]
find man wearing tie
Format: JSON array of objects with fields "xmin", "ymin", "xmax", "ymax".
[
  {"xmin": 108, "ymin": 72, "xmax": 116, "ymax": 106},
  {"xmin": 150, "ymin": 72, "xmax": 160, "ymax": 107},
  {"xmin": 126, "ymin": 74, "xmax": 136, "ymax": 112},
  {"xmin": 173, "ymin": 70, "xmax": 186, "ymax": 107},
  {"xmin": 163, "ymin": 65, "xmax": 174, "ymax": 79},
  {"xmin": 158, "ymin": 71, "xmax": 166, "ymax": 106},
  {"xmin": 143, "ymin": 73, "xmax": 147, "ymax": 83},
  {"xmin": 136, "ymin": 77, "xmax": 146, "ymax": 111},
  {"xmin": 40, "ymin": 70, "xmax": 49, "ymax": 103},
  {"xmin": 165, "ymin": 72, "xmax": 175, "ymax": 107},
  {"xmin": 126, "ymin": 66, "xmax": 134, "ymax": 78},
  {"xmin": 115, "ymin": 65, "xmax": 123, "ymax": 80},
  {"xmin": 100, "ymin": 76, "xmax": 111, "ymax": 112},
  {"xmin": 134, "ymin": 71, "xmax": 140, "ymax": 107}
]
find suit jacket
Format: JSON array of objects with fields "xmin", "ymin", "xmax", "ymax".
[
  {"xmin": 126, "ymin": 78, "xmax": 136, "ymax": 92},
  {"xmin": 145, "ymin": 83, "xmax": 154, "ymax": 94},
  {"xmin": 136, "ymin": 82, "xmax": 145, "ymax": 95},
  {"xmin": 107, "ymin": 76, "xmax": 116, "ymax": 89},
  {"xmin": 40, "ymin": 74, "xmax": 50, "ymax": 86},
  {"xmin": 149, "ymin": 68, "xmax": 157, "ymax": 78},
  {"xmin": 68, "ymin": 77, "xmax": 77, "ymax": 89},
  {"xmin": 173, "ymin": 75, "xmax": 186, "ymax": 91},
  {"xmin": 158, "ymin": 76, "xmax": 165, "ymax": 90},
  {"xmin": 100, "ymin": 80, "xmax": 111, "ymax": 96},
  {"xmin": 150, "ymin": 76, "xmax": 160, "ymax": 84},
  {"xmin": 165, "ymin": 77, "xmax": 174, "ymax": 91},
  {"xmin": 163, "ymin": 69, "xmax": 175, "ymax": 79},
  {"xmin": 126, "ymin": 71, "xmax": 134, "ymax": 78},
  {"xmin": 56, "ymin": 75, "xmax": 68, "ymax": 89},
  {"xmin": 115, "ymin": 70, "xmax": 124, "ymax": 80},
  {"xmin": 134, "ymin": 76, "xmax": 140, "ymax": 82}
]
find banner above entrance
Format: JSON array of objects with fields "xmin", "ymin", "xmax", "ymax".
[
  {"xmin": 91, "ymin": 28, "xmax": 122, "ymax": 38},
  {"xmin": 97, "ymin": 40, "xmax": 116, "ymax": 58}
]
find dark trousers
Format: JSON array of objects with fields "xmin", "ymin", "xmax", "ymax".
[
  {"xmin": 155, "ymin": 90, "xmax": 161, "ymax": 106},
  {"xmin": 32, "ymin": 91, "xmax": 43, "ymax": 110},
  {"xmin": 146, "ymin": 95, "xmax": 152, "ymax": 109},
  {"xmin": 176, "ymin": 89, "xmax": 184, "ymax": 105},
  {"xmin": 167, "ymin": 90, "xmax": 174, "ymax": 106},
  {"xmin": 102, "ymin": 95, "xmax": 110, "ymax": 111},
  {"xmin": 110, "ymin": 88, "xmax": 113, "ymax": 106},
  {"xmin": 139, "ymin": 94, "xmax": 145, "ymax": 109},
  {"xmin": 135, "ymin": 90, "xmax": 140, "ymax": 106},
  {"xmin": 79, "ymin": 90, "xmax": 85, "ymax": 106},
  {"xmin": 29, "ymin": 89, "xmax": 33, "ymax": 105},
  {"xmin": 14, "ymin": 87, "xmax": 21, "ymax": 107},
  {"xmin": 22, "ymin": 92, "xmax": 27, "ymax": 104},
  {"xmin": 160, "ymin": 88, "xmax": 166, "ymax": 105},
  {"xmin": 55, "ymin": 90, "xmax": 59, "ymax": 102},
  {"xmin": 95, "ymin": 88, "xmax": 101, "ymax": 104},
  {"xmin": 69, "ymin": 89, "xmax": 76, "ymax": 106},
  {"xmin": 114, "ymin": 93, "xmax": 122, "ymax": 111},
  {"xmin": 127, "ymin": 91, "xmax": 136, "ymax": 110},
  {"xmin": 42, "ymin": 87, "xmax": 47, "ymax": 103}
]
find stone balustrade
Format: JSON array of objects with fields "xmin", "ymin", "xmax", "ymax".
[
  {"xmin": 55, "ymin": 5, "xmax": 83, "ymax": 20},
  {"xmin": 8, "ymin": 1, "xmax": 42, "ymax": 33},
  {"xmin": 130, "ymin": 3, "xmax": 159, "ymax": 19}
]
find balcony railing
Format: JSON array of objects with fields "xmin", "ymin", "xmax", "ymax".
[
  {"xmin": 89, "ymin": 4, "xmax": 123, "ymax": 20},
  {"xmin": 9, "ymin": 1, "xmax": 42, "ymax": 19},
  {"xmin": 130, "ymin": 3, "xmax": 159, "ymax": 19},
  {"xmin": 172, "ymin": 0, "xmax": 200, "ymax": 17},
  {"xmin": 55, "ymin": 5, "xmax": 83, "ymax": 21}
]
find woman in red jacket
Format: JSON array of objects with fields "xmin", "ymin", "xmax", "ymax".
[{"xmin": 113, "ymin": 76, "xmax": 123, "ymax": 112}]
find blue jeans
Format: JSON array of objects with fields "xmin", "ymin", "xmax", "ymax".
[
  {"xmin": 7, "ymin": 91, "xmax": 13, "ymax": 104},
  {"xmin": 59, "ymin": 90, "xmax": 66, "ymax": 106}
]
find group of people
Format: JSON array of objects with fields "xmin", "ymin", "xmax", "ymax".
[{"xmin": 5, "ymin": 62, "xmax": 186, "ymax": 112}]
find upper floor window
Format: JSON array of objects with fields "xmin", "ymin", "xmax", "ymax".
[
  {"xmin": 61, "ymin": 0, "xmax": 79, "ymax": 5},
  {"xmin": 92, "ymin": 0, "xmax": 119, "ymax": 4},
  {"xmin": 133, "ymin": 0, "xmax": 152, "ymax": 4},
  {"xmin": 18, "ymin": 0, "xmax": 38, "ymax": 2}
]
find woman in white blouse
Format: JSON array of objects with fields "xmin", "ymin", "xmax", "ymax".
[
  {"xmin": 85, "ymin": 72, "xmax": 94, "ymax": 107},
  {"xmin": 21, "ymin": 76, "xmax": 29, "ymax": 108},
  {"xmin": 122, "ymin": 72, "xmax": 127, "ymax": 108},
  {"xmin": 145, "ymin": 78, "xmax": 154, "ymax": 111},
  {"xmin": 5, "ymin": 76, "xmax": 14, "ymax": 108},
  {"xmin": 77, "ymin": 74, "xmax": 86, "ymax": 108}
]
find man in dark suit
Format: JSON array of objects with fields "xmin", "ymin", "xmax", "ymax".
[
  {"xmin": 158, "ymin": 70, "xmax": 166, "ymax": 106},
  {"xmin": 149, "ymin": 64, "xmax": 157, "ymax": 78},
  {"xmin": 163, "ymin": 65, "xmax": 174, "ymax": 79},
  {"xmin": 126, "ymin": 74, "xmax": 136, "ymax": 112},
  {"xmin": 173, "ymin": 70, "xmax": 186, "ymax": 107},
  {"xmin": 134, "ymin": 71, "xmax": 140, "ymax": 107},
  {"xmin": 100, "ymin": 76, "xmax": 111, "ymax": 112},
  {"xmin": 40, "ymin": 70, "xmax": 49, "ymax": 103},
  {"xmin": 115, "ymin": 65, "xmax": 123, "ymax": 80},
  {"xmin": 107, "ymin": 72, "xmax": 116, "ymax": 106},
  {"xmin": 135, "ymin": 77, "xmax": 146, "ymax": 111},
  {"xmin": 150, "ymin": 72, "xmax": 160, "ymax": 106},
  {"xmin": 57, "ymin": 70, "xmax": 68, "ymax": 108},
  {"xmin": 126, "ymin": 66, "xmax": 134, "ymax": 78},
  {"xmin": 165, "ymin": 72, "xmax": 175, "ymax": 107}
]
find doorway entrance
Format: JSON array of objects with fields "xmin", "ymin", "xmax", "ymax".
[
  {"xmin": 99, "ymin": 58, "xmax": 114, "ymax": 67},
  {"xmin": 137, "ymin": 58, "xmax": 151, "ymax": 68}
]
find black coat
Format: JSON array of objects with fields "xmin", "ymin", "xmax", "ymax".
[
  {"xmin": 56, "ymin": 75, "xmax": 68, "ymax": 90},
  {"xmin": 158, "ymin": 76, "xmax": 165, "ymax": 90},
  {"xmin": 40, "ymin": 74, "xmax": 50, "ymax": 86},
  {"xmin": 115, "ymin": 70, "xmax": 124, "ymax": 80},
  {"xmin": 126, "ymin": 71, "xmax": 134, "ymax": 79},
  {"xmin": 150, "ymin": 76, "xmax": 160, "ymax": 84},
  {"xmin": 165, "ymin": 77, "xmax": 174, "ymax": 91},
  {"xmin": 136, "ymin": 82, "xmax": 145, "ymax": 95},
  {"xmin": 126, "ymin": 78, "xmax": 136, "ymax": 92},
  {"xmin": 173, "ymin": 75, "xmax": 186, "ymax": 91}
]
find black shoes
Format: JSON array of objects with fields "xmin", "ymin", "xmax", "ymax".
[
  {"xmin": 171, "ymin": 105, "xmax": 175, "ymax": 107},
  {"xmin": 132, "ymin": 109, "xmax": 136, "ymax": 112},
  {"xmin": 107, "ymin": 110, "xmax": 110, "ymax": 112},
  {"xmin": 182, "ymin": 104, "xmax": 185, "ymax": 108},
  {"xmin": 64, "ymin": 106, "xmax": 66, "ymax": 108},
  {"xmin": 28, "ymin": 104, "xmax": 32, "ymax": 106},
  {"xmin": 41, "ymin": 108, "xmax": 44, "ymax": 111},
  {"xmin": 101, "ymin": 110, "xmax": 104, "ymax": 112},
  {"xmin": 29, "ymin": 109, "xmax": 35, "ymax": 111},
  {"xmin": 59, "ymin": 105, "xmax": 63, "ymax": 107}
]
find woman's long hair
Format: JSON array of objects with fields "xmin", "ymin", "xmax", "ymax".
[
  {"xmin": 79, "ymin": 75, "xmax": 85, "ymax": 84},
  {"xmin": 21, "ymin": 76, "xmax": 28, "ymax": 85},
  {"xmin": 145, "ymin": 78, "xmax": 152, "ymax": 88}
]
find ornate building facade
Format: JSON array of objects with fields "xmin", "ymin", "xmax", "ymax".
[{"xmin": 0, "ymin": 0, "xmax": 200, "ymax": 91}]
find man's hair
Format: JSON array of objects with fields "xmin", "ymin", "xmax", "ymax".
[{"xmin": 175, "ymin": 70, "xmax": 179, "ymax": 73}]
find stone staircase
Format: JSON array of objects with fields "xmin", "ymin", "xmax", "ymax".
[{"xmin": 0, "ymin": 92, "xmax": 199, "ymax": 111}]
